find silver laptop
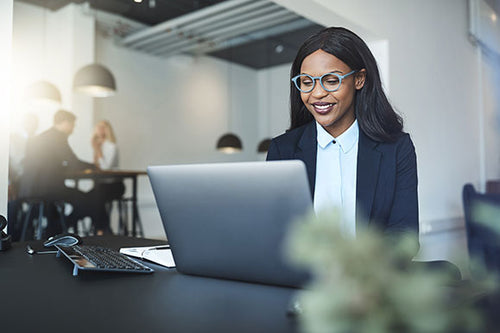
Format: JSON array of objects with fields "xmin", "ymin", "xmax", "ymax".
[{"xmin": 147, "ymin": 160, "xmax": 312, "ymax": 288}]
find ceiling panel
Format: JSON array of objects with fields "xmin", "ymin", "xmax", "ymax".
[{"xmin": 15, "ymin": 0, "xmax": 324, "ymax": 69}]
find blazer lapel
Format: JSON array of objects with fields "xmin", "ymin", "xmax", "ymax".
[
  {"xmin": 356, "ymin": 131, "xmax": 381, "ymax": 227},
  {"xmin": 295, "ymin": 122, "xmax": 317, "ymax": 198}
]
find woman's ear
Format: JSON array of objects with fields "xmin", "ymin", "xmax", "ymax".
[{"xmin": 355, "ymin": 69, "xmax": 366, "ymax": 90}]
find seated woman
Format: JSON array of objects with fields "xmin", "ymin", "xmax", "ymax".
[
  {"xmin": 267, "ymin": 27, "xmax": 419, "ymax": 255},
  {"xmin": 91, "ymin": 120, "xmax": 125, "ymax": 235}
]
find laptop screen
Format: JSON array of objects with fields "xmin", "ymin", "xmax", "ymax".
[{"xmin": 148, "ymin": 160, "xmax": 312, "ymax": 287}]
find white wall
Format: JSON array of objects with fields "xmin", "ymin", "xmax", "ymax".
[
  {"xmin": 257, "ymin": 63, "xmax": 291, "ymax": 141},
  {"xmin": 274, "ymin": 0, "xmax": 500, "ymax": 232},
  {"xmin": 482, "ymin": 48, "xmax": 500, "ymax": 180},
  {"xmin": 12, "ymin": 2, "xmax": 95, "ymax": 162},
  {"xmin": 95, "ymin": 34, "xmax": 260, "ymax": 238},
  {"xmin": 0, "ymin": 0, "xmax": 13, "ymax": 220}
]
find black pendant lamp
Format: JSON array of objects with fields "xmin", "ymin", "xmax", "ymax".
[
  {"xmin": 73, "ymin": 63, "xmax": 116, "ymax": 97},
  {"xmin": 217, "ymin": 132, "xmax": 243, "ymax": 153},
  {"xmin": 26, "ymin": 6, "xmax": 62, "ymax": 107},
  {"xmin": 217, "ymin": 54, "xmax": 242, "ymax": 153},
  {"xmin": 257, "ymin": 138, "xmax": 271, "ymax": 153}
]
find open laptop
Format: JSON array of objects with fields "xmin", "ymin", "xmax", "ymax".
[{"xmin": 147, "ymin": 160, "xmax": 312, "ymax": 288}]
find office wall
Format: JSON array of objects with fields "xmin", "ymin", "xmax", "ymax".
[
  {"xmin": 275, "ymin": 0, "xmax": 500, "ymax": 232},
  {"xmin": 481, "ymin": 48, "xmax": 500, "ymax": 181},
  {"xmin": 11, "ymin": 2, "xmax": 95, "ymax": 162},
  {"xmin": 0, "ymin": 0, "xmax": 13, "ymax": 219},
  {"xmin": 94, "ymin": 34, "xmax": 260, "ymax": 238},
  {"xmin": 256, "ymin": 63, "xmax": 291, "ymax": 141}
]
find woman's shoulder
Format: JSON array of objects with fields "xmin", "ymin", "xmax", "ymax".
[
  {"xmin": 370, "ymin": 131, "xmax": 415, "ymax": 157},
  {"xmin": 363, "ymin": 129, "xmax": 412, "ymax": 145}
]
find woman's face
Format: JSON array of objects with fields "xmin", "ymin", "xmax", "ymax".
[
  {"xmin": 96, "ymin": 123, "xmax": 107, "ymax": 138},
  {"xmin": 299, "ymin": 49, "xmax": 365, "ymax": 137}
]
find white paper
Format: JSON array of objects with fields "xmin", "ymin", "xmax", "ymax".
[{"xmin": 120, "ymin": 245, "xmax": 176, "ymax": 268}]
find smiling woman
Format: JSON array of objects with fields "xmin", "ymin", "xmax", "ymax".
[{"xmin": 267, "ymin": 27, "xmax": 419, "ymax": 255}]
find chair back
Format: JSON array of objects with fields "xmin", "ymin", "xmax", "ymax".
[{"xmin": 462, "ymin": 183, "xmax": 500, "ymax": 276}]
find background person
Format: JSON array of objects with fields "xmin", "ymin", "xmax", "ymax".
[
  {"xmin": 91, "ymin": 120, "xmax": 125, "ymax": 235},
  {"xmin": 92, "ymin": 120, "xmax": 119, "ymax": 170},
  {"xmin": 266, "ymin": 27, "xmax": 419, "ymax": 254},
  {"xmin": 20, "ymin": 110, "xmax": 107, "ymax": 238}
]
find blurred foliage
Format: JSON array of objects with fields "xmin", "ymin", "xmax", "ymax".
[
  {"xmin": 285, "ymin": 209, "xmax": 494, "ymax": 333},
  {"xmin": 473, "ymin": 201, "xmax": 500, "ymax": 234}
]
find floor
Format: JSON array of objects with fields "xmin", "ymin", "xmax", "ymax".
[{"xmin": 416, "ymin": 227, "xmax": 470, "ymax": 278}]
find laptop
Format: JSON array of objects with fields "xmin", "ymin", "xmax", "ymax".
[{"xmin": 147, "ymin": 160, "xmax": 312, "ymax": 288}]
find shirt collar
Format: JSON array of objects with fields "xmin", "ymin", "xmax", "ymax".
[{"xmin": 316, "ymin": 120, "xmax": 359, "ymax": 153}]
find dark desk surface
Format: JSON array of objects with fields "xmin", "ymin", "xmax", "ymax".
[
  {"xmin": 1, "ymin": 236, "xmax": 298, "ymax": 333},
  {"xmin": 68, "ymin": 169, "xmax": 148, "ymax": 179}
]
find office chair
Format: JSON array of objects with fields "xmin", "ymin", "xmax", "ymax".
[
  {"xmin": 19, "ymin": 198, "xmax": 67, "ymax": 241},
  {"xmin": 462, "ymin": 183, "xmax": 500, "ymax": 277}
]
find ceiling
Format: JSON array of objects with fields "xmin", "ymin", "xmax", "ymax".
[{"xmin": 16, "ymin": 0, "xmax": 324, "ymax": 69}]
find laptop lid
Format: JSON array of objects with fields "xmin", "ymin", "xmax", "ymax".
[{"xmin": 147, "ymin": 160, "xmax": 312, "ymax": 288}]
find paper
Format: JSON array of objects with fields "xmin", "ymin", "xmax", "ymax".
[{"xmin": 120, "ymin": 245, "xmax": 176, "ymax": 268}]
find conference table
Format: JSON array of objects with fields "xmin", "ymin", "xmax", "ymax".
[
  {"xmin": 1, "ymin": 236, "xmax": 299, "ymax": 333},
  {"xmin": 68, "ymin": 170, "xmax": 147, "ymax": 237}
]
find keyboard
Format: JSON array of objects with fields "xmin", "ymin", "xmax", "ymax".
[{"xmin": 55, "ymin": 244, "xmax": 154, "ymax": 276}]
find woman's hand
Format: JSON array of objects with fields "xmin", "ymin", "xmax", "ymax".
[{"xmin": 92, "ymin": 135, "xmax": 102, "ymax": 150}]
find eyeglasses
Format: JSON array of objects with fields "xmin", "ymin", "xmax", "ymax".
[{"xmin": 291, "ymin": 70, "xmax": 356, "ymax": 93}]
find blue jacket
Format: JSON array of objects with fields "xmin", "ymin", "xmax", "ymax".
[{"xmin": 267, "ymin": 121, "xmax": 419, "ymax": 243}]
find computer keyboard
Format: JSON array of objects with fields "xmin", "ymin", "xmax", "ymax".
[{"xmin": 55, "ymin": 244, "xmax": 154, "ymax": 276}]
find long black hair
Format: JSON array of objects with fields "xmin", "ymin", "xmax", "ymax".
[{"xmin": 290, "ymin": 27, "xmax": 403, "ymax": 142}]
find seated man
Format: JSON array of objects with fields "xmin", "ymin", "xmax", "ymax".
[
  {"xmin": 19, "ymin": 110, "xmax": 107, "ymax": 237},
  {"xmin": 7, "ymin": 113, "xmax": 39, "ymax": 240}
]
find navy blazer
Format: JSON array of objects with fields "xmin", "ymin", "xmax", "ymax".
[{"xmin": 267, "ymin": 121, "xmax": 419, "ymax": 242}]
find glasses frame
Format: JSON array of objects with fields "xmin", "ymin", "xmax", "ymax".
[{"xmin": 291, "ymin": 70, "xmax": 356, "ymax": 93}]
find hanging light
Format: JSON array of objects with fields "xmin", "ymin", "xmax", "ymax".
[
  {"xmin": 216, "ymin": 51, "xmax": 243, "ymax": 153},
  {"xmin": 25, "ymin": 7, "xmax": 62, "ymax": 107},
  {"xmin": 26, "ymin": 80, "xmax": 62, "ymax": 107},
  {"xmin": 257, "ymin": 138, "xmax": 271, "ymax": 153},
  {"xmin": 73, "ymin": 63, "xmax": 116, "ymax": 97},
  {"xmin": 217, "ymin": 133, "xmax": 243, "ymax": 153}
]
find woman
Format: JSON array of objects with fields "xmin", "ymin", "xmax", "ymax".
[
  {"xmin": 92, "ymin": 120, "xmax": 119, "ymax": 170},
  {"xmin": 267, "ymin": 27, "xmax": 418, "ymax": 250},
  {"xmin": 91, "ymin": 120, "xmax": 125, "ymax": 235}
]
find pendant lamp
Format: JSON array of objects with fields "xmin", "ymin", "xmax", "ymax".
[
  {"xmin": 73, "ymin": 63, "xmax": 116, "ymax": 97},
  {"xmin": 216, "ymin": 55, "xmax": 242, "ymax": 153},
  {"xmin": 217, "ymin": 133, "xmax": 243, "ymax": 153},
  {"xmin": 26, "ymin": 80, "xmax": 62, "ymax": 107},
  {"xmin": 25, "ymin": 6, "xmax": 61, "ymax": 107},
  {"xmin": 257, "ymin": 138, "xmax": 271, "ymax": 153}
]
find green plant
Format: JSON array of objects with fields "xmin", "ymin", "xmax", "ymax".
[{"xmin": 286, "ymin": 210, "xmax": 484, "ymax": 333}]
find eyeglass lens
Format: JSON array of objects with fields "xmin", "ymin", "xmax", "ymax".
[{"xmin": 296, "ymin": 73, "xmax": 341, "ymax": 93}]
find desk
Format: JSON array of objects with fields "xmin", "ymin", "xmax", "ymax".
[
  {"xmin": 1, "ymin": 236, "xmax": 298, "ymax": 333},
  {"xmin": 68, "ymin": 170, "xmax": 147, "ymax": 237}
]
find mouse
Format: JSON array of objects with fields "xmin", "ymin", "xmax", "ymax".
[{"xmin": 43, "ymin": 233, "xmax": 82, "ymax": 247}]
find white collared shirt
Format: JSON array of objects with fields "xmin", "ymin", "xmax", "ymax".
[
  {"xmin": 97, "ymin": 140, "xmax": 119, "ymax": 170},
  {"xmin": 314, "ymin": 120, "xmax": 359, "ymax": 237}
]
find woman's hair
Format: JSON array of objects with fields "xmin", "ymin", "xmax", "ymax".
[
  {"xmin": 290, "ymin": 27, "xmax": 403, "ymax": 142},
  {"xmin": 93, "ymin": 120, "xmax": 117, "ymax": 143}
]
